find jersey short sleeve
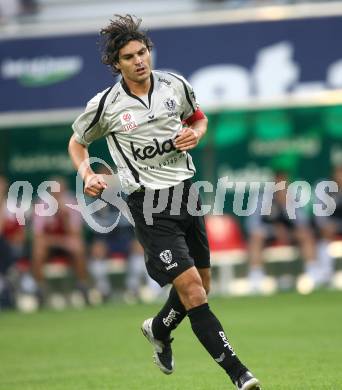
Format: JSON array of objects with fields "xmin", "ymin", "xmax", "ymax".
[{"xmin": 72, "ymin": 88, "xmax": 111, "ymax": 146}]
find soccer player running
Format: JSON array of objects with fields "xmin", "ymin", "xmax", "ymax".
[{"xmin": 68, "ymin": 14, "xmax": 261, "ymax": 390}]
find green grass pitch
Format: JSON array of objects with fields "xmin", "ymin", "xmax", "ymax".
[{"xmin": 1, "ymin": 290, "xmax": 341, "ymax": 390}]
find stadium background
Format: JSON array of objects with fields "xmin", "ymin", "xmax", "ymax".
[
  {"xmin": 1, "ymin": 2, "xmax": 342, "ymax": 390},
  {"xmin": 2, "ymin": 8, "xmax": 342, "ymax": 198}
]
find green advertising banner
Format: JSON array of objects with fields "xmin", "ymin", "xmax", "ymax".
[
  {"xmin": 197, "ymin": 105, "xmax": 342, "ymax": 186},
  {"xmin": 1, "ymin": 104, "xmax": 342, "ymax": 217},
  {"xmin": 0, "ymin": 126, "xmax": 112, "ymax": 189}
]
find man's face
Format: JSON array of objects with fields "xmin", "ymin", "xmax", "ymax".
[{"xmin": 116, "ymin": 40, "xmax": 152, "ymax": 84}]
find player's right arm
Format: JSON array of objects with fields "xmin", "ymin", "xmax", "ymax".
[
  {"xmin": 68, "ymin": 135, "xmax": 107, "ymax": 197},
  {"xmin": 69, "ymin": 89, "xmax": 113, "ymax": 197}
]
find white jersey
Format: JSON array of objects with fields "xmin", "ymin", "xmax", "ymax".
[{"xmin": 72, "ymin": 70, "xmax": 199, "ymax": 194}]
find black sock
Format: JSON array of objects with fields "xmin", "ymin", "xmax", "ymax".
[
  {"xmin": 188, "ymin": 303, "xmax": 247, "ymax": 383},
  {"xmin": 152, "ymin": 287, "xmax": 187, "ymax": 340}
]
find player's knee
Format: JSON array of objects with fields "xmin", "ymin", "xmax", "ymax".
[
  {"xmin": 203, "ymin": 280, "xmax": 211, "ymax": 295},
  {"xmin": 183, "ymin": 282, "xmax": 207, "ymax": 309},
  {"xmin": 199, "ymin": 272, "xmax": 211, "ymax": 296}
]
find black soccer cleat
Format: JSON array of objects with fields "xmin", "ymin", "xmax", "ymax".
[
  {"xmin": 141, "ymin": 318, "xmax": 174, "ymax": 375},
  {"xmin": 235, "ymin": 371, "xmax": 261, "ymax": 390}
]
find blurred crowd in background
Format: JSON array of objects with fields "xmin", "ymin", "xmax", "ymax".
[
  {"xmin": 0, "ymin": 170, "xmax": 163, "ymax": 312},
  {"xmin": 1, "ymin": 163, "xmax": 342, "ymax": 312}
]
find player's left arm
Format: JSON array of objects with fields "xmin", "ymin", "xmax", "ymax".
[{"xmin": 174, "ymin": 110, "xmax": 208, "ymax": 151}]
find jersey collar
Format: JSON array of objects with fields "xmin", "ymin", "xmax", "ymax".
[{"xmin": 120, "ymin": 73, "xmax": 154, "ymax": 109}]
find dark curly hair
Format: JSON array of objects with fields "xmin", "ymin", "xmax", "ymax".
[{"xmin": 99, "ymin": 14, "xmax": 153, "ymax": 74}]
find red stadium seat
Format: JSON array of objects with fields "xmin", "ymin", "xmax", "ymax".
[
  {"xmin": 205, "ymin": 214, "xmax": 246, "ymax": 251},
  {"xmin": 15, "ymin": 257, "xmax": 31, "ymax": 273},
  {"xmin": 205, "ymin": 215, "xmax": 247, "ymax": 294}
]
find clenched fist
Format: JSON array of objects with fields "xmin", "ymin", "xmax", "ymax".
[{"xmin": 84, "ymin": 174, "xmax": 108, "ymax": 197}]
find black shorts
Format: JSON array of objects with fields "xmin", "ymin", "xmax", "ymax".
[{"xmin": 127, "ymin": 179, "xmax": 210, "ymax": 287}]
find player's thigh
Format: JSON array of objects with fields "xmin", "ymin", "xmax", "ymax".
[
  {"xmin": 127, "ymin": 193, "xmax": 194, "ymax": 286},
  {"xmin": 186, "ymin": 214, "xmax": 210, "ymax": 269},
  {"xmin": 130, "ymin": 215, "xmax": 194, "ymax": 287}
]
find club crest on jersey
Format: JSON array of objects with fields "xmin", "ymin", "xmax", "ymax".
[
  {"xmin": 120, "ymin": 111, "xmax": 138, "ymax": 132},
  {"xmin": 164, "ymin": 98, "xmax": 176, "ymax": 112},
  {"xmin": 159, "ymin": 249, "xmax": 172, "ymax": 264}
]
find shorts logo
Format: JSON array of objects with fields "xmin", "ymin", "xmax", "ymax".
[
  {"xmin": 159, "ymin": 249, "xmax": 172, "ymax": 264},
  {"xmin": 164, "ymin": 98, "xmax": 176, "ymax": 111},
  {"xmin": 120, "ymin": 111, "xmax": 138, "ymax": 132},
  {"xmin": 165, "ymin": 262, "xmax": 178, "ymax": 271}
]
